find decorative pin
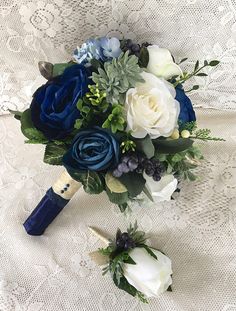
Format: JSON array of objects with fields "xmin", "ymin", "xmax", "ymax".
[{"xmin": 38, "ymin": 61, "xmax": 53, "ymax": 80}]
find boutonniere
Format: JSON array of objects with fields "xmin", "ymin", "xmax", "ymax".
[{"xmin": 89, "ymin": 222, "xmax": 172, "ymax": 303}]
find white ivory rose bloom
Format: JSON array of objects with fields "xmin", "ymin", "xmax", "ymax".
[
  {"xmin": 144, "ymin": 173, "xmax": 178, "ymax": 202},
  {"xmin": 126, "ymin": 71, "xmax": 180, "ymax": 139},
  {"xmin": 123, "ymin": 247, "xmax": 172, "ymax": 297},
  {"xmin": 147, "ymin": 45, "xmax": 182, "ymax": 80}
]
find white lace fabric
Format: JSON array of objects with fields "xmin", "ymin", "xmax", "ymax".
[{"xmin": 0, "ymin": 1, "xmax": 236, "ymax": 310}]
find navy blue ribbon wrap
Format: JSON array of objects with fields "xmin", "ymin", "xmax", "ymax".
[{"xmin": 23, "ymin": 188, "xmax": 69, "ymax": 236}]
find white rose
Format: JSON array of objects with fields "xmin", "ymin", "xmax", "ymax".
[
  {"xmin": 126, "ymin": 71, "xmax": 180, "ymax": 139},
  {"xmin": 147, "ymin": 45, "xmax": 182, "ymax": 80},
  {"xmin": 123, "ymin": 247, "xmax": 172, "ymax": 297},
  {"xmin": 144, "ymin": 173, "xmax": 178, "ymax": 202}
]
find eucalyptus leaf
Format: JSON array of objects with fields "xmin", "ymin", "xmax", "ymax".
[
  {"xmin": 105, "ymin": 172, "xmax": 127, "ymax": 193},
  {"xmin": 135, "ymin": 135, "xmax": 155, "ymax": 159},
  {"xmin": 52, "ymin": 62, "xmax": 73, "ymax": 77},
  {"xmin": 153, "ymin": 138, "xmax": 194, "ymax": 154}
]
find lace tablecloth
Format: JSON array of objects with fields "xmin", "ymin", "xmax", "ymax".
[
  {"xmin": 0, "ymin": 109, "xmax": 236, "ymax": 311},
  {"xmin": 1, "ymin": 0, "xmax": 236, "ymax": 310}
]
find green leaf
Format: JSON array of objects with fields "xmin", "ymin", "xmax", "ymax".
[
  {"xmin": 74, "ymin": 119, "xmax": 83, "ymax": 129},
  {"xmin": 194, "ymin": 60, "xmax": 199, "ymax": 71},
  {"xmin": 119, "ymin": 172, "xmax": 146, "ymax": 198},
  {"xmin": 142, "ymin": 245, "xmax": 158, "ymax": 260},
  {"xmin": 90, "ymin": 58, "xmax": 102, "ymax": 71},
  {"xmin": 204, "ymin": 60, "xmax": 208, "ymax": 66},
  {"xmin": 196, "ymin": 73, "xmax": 208, "ymax": 76},
  {"xmin": 20, "ymin": 109, "xmax": 47, "ymax": 142},
  {"xmin": 167, "ymin": 285, "xmax": 173, "ymax": 292},
  {"xmin": 138, "ymin": 47, "xmax": 149, "ymax": 68},
  {"xmin": 124, "ymin": 256, "xmax": 136, "ymax": 265},
  {"xmin": 209, "ymin": 60, "xmax": 220, "ymax": 67},
  {"xmin": 153, "ymin": 138, "xmax": 194, "ymax": 154},
  {"xmin": 43, "ymin": 143, "xmax": 68, "ymax": 165},
  {"xmin": 105, "ymin": 172, "xmax": 127, "ymax": 193},
  {"xmin": 52, "ymin": 63, "xmax": 73, "ymax": 77},
  {"xmin": 178, "ymin": 57, "xmax": 188, "ymax": 64},
  {"xmin": 8, "ymin": 109, "xmax": 23, "ymax": 120},
  {"xmin": 171, "ymin": 153, "xmax": 183, "ymax": 163},
  {"xmin": 106, "ymin": 187, "xmax": 129, "ymax": 205},
  {"xmin": 143, "ymin": 186, "xmax": 154, "ymax": 202},
  {"xmin": 118, "ymin": 203, "xmax": 129, "ymax": 212},
  {"xmin": 68, "ymin": 170, "xmax": 104, "ymax": 194},
  {"xmin": 113, "ymin": 275, "xmax": 137, "ymax": 297},
  {"xmin": 135, "ymin": 135, "xmax": 155, "ymax": 159}
]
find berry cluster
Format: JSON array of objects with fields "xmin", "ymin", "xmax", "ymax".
[
  {"xmin": 112, "ymin": 153, "xmax": 139, "ymax": 177},
  {"xmin": 112, "ymin": 153, "xmax": 165, "ymax": 182},
  {"xmin": 138, "ymin": 156, "xmax": 165, "ymax": 182},
  {"xmin": 122, "ymin": 39, "xmax": 150, "ymax": 57},
  {"xmin": 116, "ymin": 232, "xmax": 136, "ymax": 251}
]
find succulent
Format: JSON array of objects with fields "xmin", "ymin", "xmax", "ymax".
[{"xmin": 92, "ymin": 51, "xmax": 144, "ymax": 104}]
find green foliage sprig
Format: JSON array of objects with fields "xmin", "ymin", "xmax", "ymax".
[
  {"xmin": 102, "ymin": 104, "xmax": 126, "ymax": 133},
  {"xmin": 173, "ymin": 59, "xmax": 220, "ymax": 88},
  {"xmin": 190, "ymin": 128, "xmax": 225, "ymax": 141},
  {"xmin": 155, "ymin": 146, "xmax": 204, "ymax": 181},
  {"xmin": 92, "ymin": 51, "xmax": 144, "ymax": 104}
]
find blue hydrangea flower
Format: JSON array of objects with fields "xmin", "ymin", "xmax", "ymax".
[
  {"xmin": 73, "ymin": 39, "xmax": 102, "ymax": 64},
  {"xmin": 100, "ymin": 37, "xmax": 122, "ymax": 59},
  {"xmin": 73, "ymin": 37, "xmax": 122, "ymax": 65}
]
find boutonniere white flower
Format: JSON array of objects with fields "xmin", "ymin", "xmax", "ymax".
[
  {"xmin": 143, "ymin": 173, "xmax": 178, "ymax": 202},
  {"xmin": 89, "ymin": 223, "xmax": 173, "ymax": 303},
  {"xmin": 147, "ymin": 45, "xmax": 182, "ymax": 80}
]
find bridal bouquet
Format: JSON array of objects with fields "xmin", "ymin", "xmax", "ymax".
[{"xmin": 12, "ymin": 36, "xmax": 223, "ymax": 235}]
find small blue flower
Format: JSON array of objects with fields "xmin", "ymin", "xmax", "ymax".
[
  {"xmin": 100, "ymin": 37, "xmax": 122, "ymax": 59},
  {"xmin": 73, "ymin": 39, "xmax": 102, "ymax": 65},
  {"xmin": 73, "ymin": 37, "xmax": 122, "ymax": 65}
]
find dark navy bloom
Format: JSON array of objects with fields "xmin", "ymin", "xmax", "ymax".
[
  {"xmin": 175, "ymin": 85, "xmax": 196, "ymax": 123},
  {"xmin": 63, "ymin": 127, "xmax": 120, "ymax": 172},
  {"xmin": 31, "ymin": 64, "xmax": 90, "ymax": 140}
]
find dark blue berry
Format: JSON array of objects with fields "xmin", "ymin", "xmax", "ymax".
[
  {"xmin": 126, "ymin": 39, "xmax": 133, "ymax": 48},
  {"xmin": 131, "ymin": 44, "xmax": 140, "ymax": 52},
  {"xmin": 121, "ymin": 232, "xmax": 130, "ymax": 241},
  {"xmin": 153, "ymin": 173, "xmax": 161, "ymax": 182},
  {"xmin": 128, "ymin": 158, "xmax": 138, "ymax": 171},
  {"xmin": 145, "ymin": 167, "xmax": 155, "ymax": 176},
  {"xmin": 118, "ymin": 163, "xmax": 129, "ymax": 173},
  {"xmin": 112, "ymin": 169, "xmax": 123, "ymax": 178}
]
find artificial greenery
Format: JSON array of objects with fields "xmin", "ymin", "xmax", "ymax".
[
  {"xmin": 92, "ymin": 51, "xmax": 144, "ymax": 104},
  {"xmin": 120, "ymin": 139, "xmax": 136, "ymax": 153},
  {"xmin": 102, "ymin": 104, "xmax": 126, "ymax": 133},
  {"xmin": 155, "ymin": 145, "xmax": 204, "ymax": 181},
  {"xmin": 190, "ymin": 128, "xmax": 225, "ymax": 141},
  {"xmin": 173, "ymin": 59, "xmax": 220, "ymax": 87},
  {"xmin": 99, "ymin": 222, "xmax": 155, "ymax": 303}
]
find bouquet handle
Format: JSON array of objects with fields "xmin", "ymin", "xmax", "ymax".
[{"xmin": 23, "ymin": 171, "xmax": 81, "ymax": 236}]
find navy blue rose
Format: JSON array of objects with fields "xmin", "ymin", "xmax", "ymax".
[
  {"xmin": 63, "ymin": 127, "xmax": 120, "ymax": 171},
  {"xmin": 175, "ymin": 85, "xmax": 196, "ymax": 123},
  {"xmin": 31, "ymin": 64, "xmax": 90, "ymax": 140}
]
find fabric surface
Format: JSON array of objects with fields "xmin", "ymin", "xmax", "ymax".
[
  {"xmin": 0, "ymin": 0, "xmax": 236, "ymax": 114},
  {"xmin": 0, "ymin": 110, "xmax": 236, "ymax": 311},
  {"xmin": 0, "ymin": 0, "xmax": 236, "ymax": 310}
]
